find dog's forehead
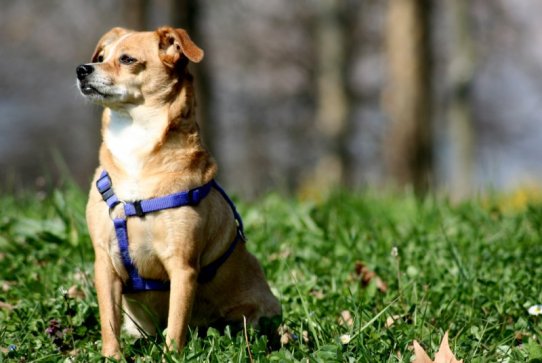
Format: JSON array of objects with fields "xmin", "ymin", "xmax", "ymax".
[
  {"xmin": 119, "ymin": 31, "xmax": 155, "ymax": 45},
  {"xmin": 108, "ymin": 31, "xmax": 156, "ymax": 55}
]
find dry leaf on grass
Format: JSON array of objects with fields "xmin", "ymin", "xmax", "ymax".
[
  {"xmin": 413, "ymin": 340, "xmax": 433, "ymax": 363},
  {"xmin": 73, "ymin": 270, "xmax": 88, "ymax": 283},
  {"xmin": 310, "ymin": 289, "xmax": 325, "ymax": 299},
  {"xmin": 0, "ymin": 301, "xmax": 14, "ymax": 310},
  {"xmin": 278, "ymin": 325, "xmax": 296, "ymax": 345},
  {"xmin": 413, "ymin": 331, "xmax": 463, "ymax": 363},
  {"xmin": 302, "ymin": 330, "xmax": 309, "ymax": 343},
  {"xmin": 268, "ymin": 249, "xmax": 291, "ymax": 261},
  {"xmin": 354, "ymin": 261, "xmax": 388, "ymax": 293},
  {"xmin": 280, "ymin": 332, "xmax": 292, "ymax": 345},
  {"xmin": 279, "ymin": 325, "xmax": 292, "ymax": 345},
  {"xmin": 385, "ymin": 314, "xmax": 402, "ymax": 328},
  {"xmin": 67, "ymin": 285, "xmax": 85, "ymax": 299},
  {"xmin": 338, "ymin": 310, "xmax": 354, "ymax": 327},
  {"xmin": 2, "ymin": 281, "xmax": 15, "ymax": 292}
]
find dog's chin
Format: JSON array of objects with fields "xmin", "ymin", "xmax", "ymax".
[
  {"xmin": 78, "ymin": 82, "xmax": 106, "ymax": 100},
  {"xmin": 78, "ymin": 82, "xmax": 124, "ymax": 105}
]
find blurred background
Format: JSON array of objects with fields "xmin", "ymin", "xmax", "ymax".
[{"xmin": 2, "ymin": 0, "xmax": 542, "ymax": 200}]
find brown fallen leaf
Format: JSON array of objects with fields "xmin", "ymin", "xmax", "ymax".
[
  {"xmin": 374, "ymin": 277, "xmax": 388, "ymax": 293},
  {"xmin": 353, "ymin": 261, "xmax": 388, "ymax": 293},
  {"xmin": 310, "ymin": 289, "xmax": 325, "ymax": 299},
  {"xmin": 514, "ymin": 331, "xmax": 527, "ymax": 343},
  {"xmin": 302, "ymin": 330, "xmax": 309, "ymax": 343},
  {"xmin": 338, "ymin": 310, "xmax": 354, "ymax": 327},
  {"xmin": 268, "ymin": 249, "xmax": 291, "ymax": 261},
  {"xmin": 278, "ymin": 325, "xmax": 294, "ymax": 346},
  {"xmin": 413, "ymin": 331, "xmax": 463, "ymax": 363},
  {"xmin": 385, "ymin": 314, "xmax": 402, "ymax": 328},
  {"xmin": 73, "ymin": 270, "xmax": 88, "ymax": 283},
  {"xmin": 67, "ymin": 285, "xmax": 86, "ymax": 299},
  {"xmin": 354, "ymin": 261, "xmax": 373, "ymax": 284},
  {"xmin": 413, "ymin": 340, "xmax": 433, "ymax": 363},
  {"xmin": 2, "ymin": 281, "xmax": 15, "ymax": 292},
  {"xmin": 280, "ymin": 332, "xmax": 291, "ymax": 345},
  {"xmin": 0, "ymin": 301, "xmax": 14, "ymax": 310},
  {"xmin": 434, "ymin": 332, "xmax": 463, "ymax": 363}
]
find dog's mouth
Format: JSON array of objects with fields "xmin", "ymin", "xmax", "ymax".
[
  {"xmin": 79, "ymin": 82, "xmax": 109, "ymax": 98},
  {"xmin": 77, "ymin": 79, "xmax": 137, "ymax": 106}
]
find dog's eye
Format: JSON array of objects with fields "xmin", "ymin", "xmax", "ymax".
[
  {"xmin": 93, "ymin": 53, "xmax": 104, "ymax": 63},
  {"xmin": 119, "ymin": 54, "xmax": 137, "ymax": 65}
]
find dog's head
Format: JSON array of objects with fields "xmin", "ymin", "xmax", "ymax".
[{"xmin": 76, "ymin": 27, "xmax": 204, "ymax": 108}]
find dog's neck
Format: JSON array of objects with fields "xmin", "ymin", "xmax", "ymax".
[
  {"xmin": 99, "ymin": 76, "xmax": 217, "ymax": 196},
  {"xmin": 103, "ymin": 107, "xmax": 167, "ymax": 177}
]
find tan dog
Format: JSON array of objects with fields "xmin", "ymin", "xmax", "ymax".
[{"xmin": 76, "ymin": 26, "xmax": 281, "ymax": 358}]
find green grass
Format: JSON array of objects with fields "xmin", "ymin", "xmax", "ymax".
[{"xmin": 1, "ymin": 184, "xmax": 542, "ymax": 362}]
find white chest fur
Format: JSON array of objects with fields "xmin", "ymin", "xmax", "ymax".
[
  {"xmin": 106, "ymin": 111, "xmax": 148, "ymax": 174},
  {"xmin": 104, "ymin": 109, "xmax": 165, "ymax": 200}
]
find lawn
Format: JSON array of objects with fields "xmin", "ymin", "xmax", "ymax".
[{"xmin": 1, "ymin": 182, "xmax": 542, "ymax": 362}]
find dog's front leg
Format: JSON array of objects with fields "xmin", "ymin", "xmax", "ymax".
[
  {"xmin": 163, "ymin": 260, "xmax": 198, "ymax": 352},
  {"xmin": 94, "ymin": 248, "xmax": 123, "ymax": 358}
]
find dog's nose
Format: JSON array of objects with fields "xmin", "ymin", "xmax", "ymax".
[{"xmin": 76, "ymin": 64, "xmax": 94, "ymax": 80}]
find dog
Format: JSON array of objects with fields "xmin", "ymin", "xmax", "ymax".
[{"xmin": 76, "ymin": 26, "xmax": 281, "ymax": 357}]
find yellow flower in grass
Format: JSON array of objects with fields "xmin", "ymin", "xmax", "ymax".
[{"xmin": 528, "ymin": 305, "xmax": 542, "ymax": 316}]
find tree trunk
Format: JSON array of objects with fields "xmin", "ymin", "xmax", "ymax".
[
  {"xmin": 123, "ymin": 0, "xmax": 149, "ymax": 29},
  {"xmin": 384, "ymin": 0, "xmax": 433, "ymax": 193},
  {"xmin": 308, "ymin": 0, "xmax": 351, "ymax": 194},
  {"xmin": 171, "ymin": 0, "xmax": 215, "ymax": 155},
  {"xmin": 446, "ymin": 0, "xmax": 475, "ymax": 201}
]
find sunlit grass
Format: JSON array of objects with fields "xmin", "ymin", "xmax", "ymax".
[{"xmin": 1, "ymin": 185, "xmax": 542, "ymax": 361}]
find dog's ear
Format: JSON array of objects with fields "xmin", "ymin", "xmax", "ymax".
[
  {"xmin": 91, "ymin": 27, "xmax": 131, "ymax": 63},
  {"xmin": 157, "ymin": 27, "xmax": 204, "ymax": 68}
]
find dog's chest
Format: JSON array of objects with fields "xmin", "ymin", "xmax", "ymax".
[
  {"xmin": 108, "ymin": 217, "xmax": 169, "ymax": 281},
  {"xmin": 105, "ymin": 111, "xmax": 161, "ymax": 183}
]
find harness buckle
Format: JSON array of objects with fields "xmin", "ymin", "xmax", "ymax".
[
  {"xmin": 133, "ymin": 200, "xmax": 145, "ymax": 217},
  {"xmin": 188, "ymin": 189, "xmax": 200, "ymax": 205},
  {"xmin": 100, "ymin": 188, "xmax": 115, "ymax": 202},
  {"xmin": 108, "ymin": 200, "xmax": 126, "ymax": 220}
]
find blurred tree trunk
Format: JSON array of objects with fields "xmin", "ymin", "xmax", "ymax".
[
  {"xmin": 124, "ymin": 0, "xmax": 149, "ymax": 29},
  {"xmin": 384, "ymin": 0, "xmax": 433, "ymax": 193},
  {"xmin": 171, "ymin": 0, "xmax": 215, "ymax": 154},
  {"xmin": 309, "ymin": 0, "xmax": 351, "ymax": 194},
  {"xmin": 447, "ymin": 0, "xmax": 475, "ymax": 201}
]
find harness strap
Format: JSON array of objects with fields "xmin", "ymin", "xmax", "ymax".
[
  {"xmin": 97, "ymin": 171, "xmax": 213, "ymax": 216},
  {"xmin": 113, "ymin": 218, "xmax": 171, "ymax": 292},
  {"xmin": 197, "ymin": 227, "xmax": 243, "ymax": 284},
  {"xmin": 96, "ymin": 171, "xmax": 245, "ymax": 293},
  {"xmin": 211, "ymin": 180, "xmax": 245, "ymax": 239}
]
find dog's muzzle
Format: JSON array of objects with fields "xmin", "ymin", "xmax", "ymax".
[
  {"xmin": 76, "ymin": 64, "xmax": 94, "ymax": 81},
  {"xmin": 76, "ymin": 64, "xmax": 101, "ymax": 96}
]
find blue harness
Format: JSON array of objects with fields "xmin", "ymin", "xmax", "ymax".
[{"xmin": 96, "ymin": 170, "xmax": 245, "ymax": 293}]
